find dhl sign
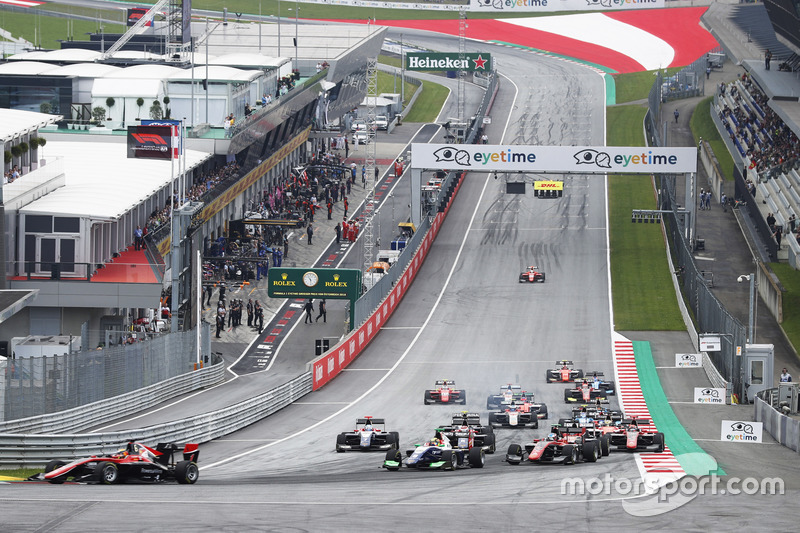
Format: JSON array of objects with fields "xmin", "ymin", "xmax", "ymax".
[
  {"xmin": 533, "ymin": 180, "xmax": 563, "ymax": 198},
  {"xmin": 533, "ymin": 180, "xmax": 564, "ymax": 191},
  {"xmin": 154, "ymin": 126, "xmax": 311, "ymax": 256}
]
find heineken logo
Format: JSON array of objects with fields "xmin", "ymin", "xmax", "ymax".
[{"xmin": 405, "ymin": 52, "xmax": 492, "ymax": 72}]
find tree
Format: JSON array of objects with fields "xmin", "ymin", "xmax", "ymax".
[
  {"xmin": 37, "ymin": 137, "xmax": 46, "ymax": 148},
  {"xmin": 29, "ymin": 138, "xmax": 39, "ymax": 149},
  {"xmin": 4, "ymin": 151, "xmax": 11, "ymax": 164},
  {"xmin": 105, "ymin": 97, "xmax": 115, "ymax": 120},
  {"xmin": 18, "ymin": 142, "xmax": 29, "ymax": 154},
  {"xmin": 149, "ymin": 100, "xmax": 163, "ymax": 120},
  {"xmin": 91, "ymin": 106, "xmax": 107, "ymax": 124},
  {"xmin": 10, "ymin": 145, "xmax": 21, "ymax": 158},
  {"xmin": 136, "ymin": 97, "xmax": 144, "ymax": 118},
  {"xmin": 39, "ymin": 102, "xmax": 52, "ymax": 114}
]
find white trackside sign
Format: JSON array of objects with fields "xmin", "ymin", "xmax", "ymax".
[
  {"xmin": 721, "ymin": 420, "xmax": 763, "ymax": 443},
  {"xmin": 411, "ymin": 144, "xmax": 698, "ymax": 173},
  {"xmin": 694, "ymin": 387, "xmax": 725, "ymax": 404},
  {"xmin": 676, "ymin": 353, "xmax": 702, "ymax": 367}
]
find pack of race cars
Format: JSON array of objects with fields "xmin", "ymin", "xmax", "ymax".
[{"xmin": 368, "ymin": 367, "xmax": 664, "ymax": 471}]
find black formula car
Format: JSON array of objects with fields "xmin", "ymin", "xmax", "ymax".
[
  {"xmin": 335, "ymin": 417, "xmax": 399, "ymax": 452},
  {"xmin": 519, "ymin": 265, "xmax": 546, "ymax": 283},
  {"xmin": 424, "ymin": 379, "xmax": 466, "ymax": 405},
  {"xmin": 42, "ymin": 441, "xmax": 199, "ymax": 485},
  {"xmin": 439, "ymin": 412, "xmax": 496, "ymax": 453}
]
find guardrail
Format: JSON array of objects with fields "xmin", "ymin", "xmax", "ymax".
[
  {"xmin": 0, "ymin": 373, "xmax": 311, "ymax": 468},
  {"xmin": 754, "ymin": 388, "xmax": 800, "ymax": 453},
  {"xmin": 0, "ymin": 358, "xmax": 225, "ymax": 435}
]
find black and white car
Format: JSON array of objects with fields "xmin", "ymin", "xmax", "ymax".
[{"xmin": 335, "ymin": 417, "xmax": 399, "ymax": 452}]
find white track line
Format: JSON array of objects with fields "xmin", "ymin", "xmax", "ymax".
[{"xmin": 203, "ymin": 169, "xmax": 493, "ymax": 470}]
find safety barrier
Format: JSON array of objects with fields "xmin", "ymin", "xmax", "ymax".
[
  {"xmin": 0, "ymin": 357, "xmax": 225, "ymax": 435},
  {"xmin": 754, "ymin": 392, "xmax": 800, "ymax": 453},
  {"xmin": 0, "ymin": 373, "xmax": 312, "ymax": 468},
  {"xmin": 310, "ymin": 171, "xmax": 467, "ymax": 389}
]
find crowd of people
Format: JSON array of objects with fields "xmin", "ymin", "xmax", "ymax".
[
  {"xmin": 144, "ymin": 162, "xmax": 241, "ymax": 238},
  {"xmin": 718, "ymin": 73, "xmax": 800, "ymax": 175},
  {"xmin": 717, "ymin": 73, "xmax": 800, "ymax": 248},
  {"xmin": 3, "ymin": 165, "xmax": 22, "ymax": 184}
]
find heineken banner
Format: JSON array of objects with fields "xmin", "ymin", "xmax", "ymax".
[{"xmin": 405, "ymin": 52, "xmax": 492, "ymax": 72}]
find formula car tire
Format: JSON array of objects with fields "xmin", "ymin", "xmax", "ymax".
[
  {"xmin": 564, "ymin": 390, "xmax": 571, "ymax": 403},
  {"xmin": 538, "ymin": 403, "xmax": 548, "ymax": 419},
  {"xmin": 575, "ymin": 370, "xmax": 584, "ymax": 379},
  {"xmin": 390, "ymin": 432, "xmax": 400, "ymax": 449},
  {"xmin": 582, "ymin": 441, "xmax": 599, "ymax": 463},
  {"xmin": 442, "ymin": 450, "xmax": 456, "ymax": 471},
  {"xmin": 654, "ymin": 432, "xmax": 665, "ymax": 453},
  {"xmin": 424, "ymin": 391, "xmax": 432, "ymax": 405},
  {"xmin": 175, "ymin": 461, "xmax": 199, "ymax": 484},
  {"xmin": 506, "ymin": 444, "xmax": 522, "ymax": 465},
  {"xmin": 460, "ymin": 391, "xmax": 467, "ymax": 405},
  {"xmin": 488, "ymin": 413, "xmax": 498, "ymax": 425},
  {"xmin": 384, "ymin": 449, "xmax": 402, "ymax": 471},
  {"xmin": 336, "ymin": 433, "xmax": 347, "ymax": 452},
  {"xmin": 468, "ymin": 447, "xmax": 485, "ymax": 468},
  {"xmin": 600, "ymin": 435, "xmax": 610, "ymax": 456},
  {"xmin": 44, "ymin": 460, "xmax": 67, "ymax": 484},
  {"xmin": 562, "ymin": 445, "xmax": 578, "ymax": 465},
  {"xmin": 484, "ymin": 433, "xmax": 496, "ymax": 453},
  {"xmin": 94, "ymin": 461, "xmax": 119, "ymax": 485},
  {"xmin": 540, "ymin": 273, "xmax": 545, "ymax": 282}
]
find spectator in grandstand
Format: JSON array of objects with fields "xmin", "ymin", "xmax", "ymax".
[
  {"xmin": 765, "ymin": 49, "xmax": 772, "ymax": 71},
  {"xmin": 134, "ymin": 226, "xmax": 143, "ymax": 251}
]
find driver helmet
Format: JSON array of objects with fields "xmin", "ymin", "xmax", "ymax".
[
  {"xmin": 364, "ymin": 423, "xmax": 372, "ymax": 431},
  {"xmin": 429, "ymin": 438, "xmax": 441, "ymax": 447},
  {"xmin": 548, "ymin": 433, "xmax": 556, "ymax": 440}
]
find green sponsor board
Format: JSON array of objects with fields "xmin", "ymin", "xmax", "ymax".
[
  {"xmin": 267, "ymin": 268, "xmax": 361, "ymax": 299},
  {"xmin": 405, "ymin": 52, "xmax": 492, "ymax": 72}
]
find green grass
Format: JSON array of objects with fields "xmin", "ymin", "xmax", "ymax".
[
  {"xmin": 771, "ymin": 263, "xmax": 800, "ymax": 350},
  {"xmin": 613, "ymin": 67, "xmax": 682, "ymax": 105},
  {"xmin": 377, "ymin": 71, "xmax": 416, "ymax": 109},
  {"xmin": 0, "ymin": 10, "xmax": 125, "ymax": 50},
  {"xmin": 37, "ymin": 4, "xmax": 127, "ymax": 24},
  {"xmin": 0, "ymin": 467, "xmax": 39, "ymax": 479},
  {"xmin": 690, "ymin": 96, "xmax": 735, "ymax": 181},
  {"xmin": 403, "ymin": 80, "xmax": 449, "ymax": 123},
  {"xmin": 608, "ymin": 106, "xmax": 684, "ymax": 331}
]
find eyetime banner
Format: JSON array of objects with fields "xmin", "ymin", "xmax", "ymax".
[
  {"xmin": 410, "ymin": 144, "xmax": 697, "ymax": 173},
  {"xmin": 405, "ymin": 52, "xmax": 492, "ymax": 72},
  {"xmin": 469, "ymin": 0, "xmax": 664, "ymax": 13},
  {"xmin": 127, "ymin": 125, "xmax": 172, "ymax": 160},
  {"xmin": 267, "ymin": 268, "xmax": 361, "ymax": 299}
]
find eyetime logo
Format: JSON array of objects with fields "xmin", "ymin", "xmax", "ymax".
[
  {"xmin": 433, "ymin": 146, "xmax": 537, "ymax": 167},
  {"xmin": 574, "ymin": 149, "xmax": 679, "ymax": 169}
]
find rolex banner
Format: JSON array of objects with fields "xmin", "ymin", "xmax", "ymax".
[{"xmin": 405, "ymin": 52, "xmax": 492, "ymax": 72}]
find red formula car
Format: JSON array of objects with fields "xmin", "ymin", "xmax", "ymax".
[
  {"xmin": 42, "ymin": 441, "xmax": 199, "ymax": 485},
  {"xmin": 505, "ymin": 425, "xmax": 603, "ymax": 465},
  {"xmin": 519, "ymin": 265, "xmax": 546, "ymax": 283},
  {"xmin": 424, "ymin": 380, "xmax": 466, "ymax": 405},
  {"xmin": 607, "ymin": 418, "xmax": 665, "ymax": 453}
]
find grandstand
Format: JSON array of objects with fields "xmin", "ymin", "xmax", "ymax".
[{"xmin": 709, "ymin": 2, "xmax": 800, "ymax": 266}]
